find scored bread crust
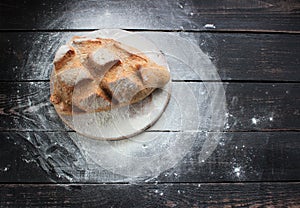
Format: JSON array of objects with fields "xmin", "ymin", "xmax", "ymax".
[{"xmin": 50, "ymin": 36, "xmax": 170, "ymax": 115}]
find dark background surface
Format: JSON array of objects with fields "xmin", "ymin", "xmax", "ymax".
[{"xmin": 0, "ymin": 0, "xmax": 300, "ymax": 207}]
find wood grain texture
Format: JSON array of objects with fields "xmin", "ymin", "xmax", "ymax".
[
  {"xmin": 0, "ymin": 0, "xmax": 299, "ymax": 32},
  {"xmin": 0, "ymin": 0, "xmax": 299, "ymax": 206},
  {"xmin": 0, "ymin": 131, "xmax": 84, "ymax": 183},
  {"xmin": 0, "ymin": 183, "xmax": 299, "ymax": 207},
  {"xmin": 0, "ymin": 82, "xmax": 299, "ymax": 132},
  {"xmin": 0, "ymin": 132, "xmax": 54, "ymax": 182},
  {"xmin": 1, "ymin": 32, "xmax": 300, "ymax": 81},
  {"xmin": 1, "ymin": 132, "xmax": 299, "ymax": 183}
]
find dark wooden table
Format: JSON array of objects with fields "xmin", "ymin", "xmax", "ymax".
[{"xmin": 1, "ymin": 0, "xmax": 300, "ymax": 207}]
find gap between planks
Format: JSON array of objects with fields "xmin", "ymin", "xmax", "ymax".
[
  {"xmin": 0, "ymin": 28, "xmax": 300, "ymax": 35},
  {"xmin": 0, "ymin": 181, "xmax": 299, "ymax": 186},
  {"xmin": 1, "ymin": 80, "xmax": 300, "ymax": 83},
  {"xmin": 1, "ymin": 129, "xmax": 300, "ymax": 133}
]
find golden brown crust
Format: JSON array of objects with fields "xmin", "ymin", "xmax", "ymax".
[
  {"xmin": 50, "ymin": 93, "xmax": 61, "ymax": 104},
  {"xmin": 54, "ymin": 46, "xmax": 76, "ymax": 71},
  {"xmin": 50, "ymin": 37, "xmax": 170, "ymax": 115}
]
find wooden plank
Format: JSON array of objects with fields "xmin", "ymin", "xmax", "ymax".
[
  {"xmin": 0, "ymin": 132, "xmax": 299, "ymax": 183},
  {"xmin": 0, "ymin": 82, "xmax": 299, "ymax": 132},
  {"xmin": 0, "ymin": 132, "xmax": 53, "ymax": 183},
  {"xmin": 1, "ymin": 32, "xmax": 300, "ymax": 81},
  {"xmin": 0, "ymin": 82, "xmax": 68, "ymax": 131},
  {"xmin": 0, "ymin": 131, "xmax": 83, "ymax": 183},
  {"xmin": 0, "ymin": 183, "xmax": 299, "ymax": 207},
  {"xmin": 0, "ymin": 0, "xmax": 299, "ymax": 32}
]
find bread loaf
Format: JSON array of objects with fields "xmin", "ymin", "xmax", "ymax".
[{"xmin": 50, "ymin": 36, "xmax": 170, "ymax": 115}]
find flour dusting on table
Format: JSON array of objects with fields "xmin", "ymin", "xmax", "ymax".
[{"xmin": 24, "ymin": 31, "xmax": 228, "ymax": 182}]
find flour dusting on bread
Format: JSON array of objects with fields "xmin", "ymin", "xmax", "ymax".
[{"xmin": 50, "ymin": 36, "xmax": 170, "ymax": 115}]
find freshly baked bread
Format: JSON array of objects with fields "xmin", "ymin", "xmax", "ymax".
[{"xmin": 50, "ymin": 36, "xmax": 170, "ymax": 115}]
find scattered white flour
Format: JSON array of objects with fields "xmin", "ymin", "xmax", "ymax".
[
  {"xmin": 251, "ymin": 118, "xmax": 259, "ymax": 125},
  {"xmin": 41, "ymin": 0, "xmax": 198, "ymax": 32},
  {"xmin": 204, "ymin": 24, "xmax": 216, "ymax": 29},
  {"xmin": 233, "ymin": 166, "xmax": 241, "ymax": 177},
  {"xmin": 26, "ymin": 29, "xmax": 227, "ymax": 182},
  {"xmin": 1, "ymin": 164, "xmax": 11, "ymax": 172},
  {"xmin": 66, "ymin": 31, "xmax": 227, "ymax": 181},
  {"xmin": 219, "ymin": 141, "xmax": 225, "ymax": 146}
]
